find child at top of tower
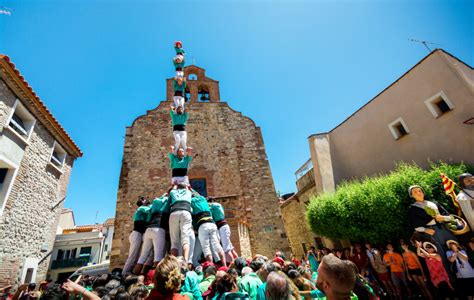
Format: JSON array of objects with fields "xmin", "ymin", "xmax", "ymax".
[
  {"xmin": 170, "ymin": 105, "xmax": 189, "ymax": 153},
  {"xmin": 173, "ymin": 44, "xmax": 185, "ymax": 78},
  {"xmin": 173, "ymin": 76, "xmax": 187, "ymax": 109},
  {"xmin": 174, "ymin": 41, "xmax": 185, "ymax": 56},
  {"xmin": 169, "ymin": 146, "xmax": 193, "ymax": 186}
]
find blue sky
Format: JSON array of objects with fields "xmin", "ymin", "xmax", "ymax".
[{"xmin": 1, "ymin": 0, "xmax": 472, "ymax": 225}]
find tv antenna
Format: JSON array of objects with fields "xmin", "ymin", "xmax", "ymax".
[{"xmin": 409, "ymin": 39, "xmax": 442, "ymax": 52}]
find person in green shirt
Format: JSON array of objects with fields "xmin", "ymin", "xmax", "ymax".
[
  {"xmin": 191, "ymin": 191, "xmax": 227, "ymax": 266},
  {"xmin": 170, "ymin": 105, "xmax": 189, "ymax": 153},
  {"xmin": 199, "ymin": 266, "xmax": 217, "ymax": 294},
  {"xmin": 169, "ymin": 184, "xmax": 194, "ymax": 264},
  {"xmin": 173, "ymin": 55, "xmax": 186, "ymax": 79},
  {"xmin": 238, "ymin": 267, "xmax": 263, "ymax": 300},
  {"xmin": 173, "ymin": 77, "xmax": 187, "ymax": 109},
  {"xmin": 122, "ymin": 197, "xmax": 150, "ymax": 276},
  {"xmin": 209, "ymin": 199, "xmax": 238, "ymax": 263},
  {"xmin": 256, "ymin": 262, "xmax": 277, "ymax": 300},
  {"xmin": 133, "ymin": 194, "xmax": 170, "ymax": 274},
  {"xmin": 169, "ymin": 146, "xmax": 193, "ymax": 185}
]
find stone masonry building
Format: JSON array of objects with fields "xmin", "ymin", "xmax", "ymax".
[
  {"xmin": 111, "ymin": 65, "xmax": 289, "ymax": 269},
  {"xmin": 280, "ymin": 49, "xmax": 473, "ymax": 255},
  {"xmin": 0, "ymin": 55, "xmax": 82, "ymax": 286}
]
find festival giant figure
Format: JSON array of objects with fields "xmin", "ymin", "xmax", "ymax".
[{"xmin": 408, "ymin": 185, "xmax": 458, "ymax": 266}]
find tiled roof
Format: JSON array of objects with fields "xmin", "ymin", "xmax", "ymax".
[
  {"xmin": 103, "ymin": 218, "xmax": 115, "ymax": 226},
  {"xmin": 0, "ymin": 55, "xmax": 82, "ymax": 158},
  {"xmin": 62, "ymin": 224, "xmax": 99, "ymax": 234}
]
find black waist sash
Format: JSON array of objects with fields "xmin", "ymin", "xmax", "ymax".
[
  {"xmin": 171, "ymin": 201, "xmax": 192, "ymax": 213},
  {"xmin": 173, "ymin": 124, "xmax": 186, "ymax": 131},
  {"xmin": 147, "ymin": 212, "xmax": 170, "ymax": 230},
  {"xmin": 216, "ymin": 219, "xmax": 228, "ymax": 229},
  {"xmin": 174, "ymin": 91, "xmax": 183, "ymax": 96},
  {"xmin": 172, "ymin": 168, "xmax": 187, "ymax": 177},
  {"xmin": 133, "ymin": 220, "xmax": 147, "ymax": 234}
]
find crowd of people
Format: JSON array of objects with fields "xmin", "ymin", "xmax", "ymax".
[
  {"xmin": 2, "ymin": 251, "xmax": 361, "ymax": 300},
  {"xmin": 1, "ymin": 43, "xmax": 472, "ymax": 300}
]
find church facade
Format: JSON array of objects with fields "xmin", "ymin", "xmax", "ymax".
[{"xmin": 111, "ymin": 65, "xmax": 289, "ymax": 269}]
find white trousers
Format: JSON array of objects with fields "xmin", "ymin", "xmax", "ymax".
[
  {"xmin": 137, "ymin": 227, "xmax": 166, "ymax": 264},
  {"xmin": 169, "ymin": 211, "xmax": 193, "ymax": 250},
  {"xmin": 176, "ymin": 71, "xmax": 184, "ymax": 78},
  {"xmin": 192, "ymin": 233, "xmax": 220, "ymax": 266},
  {"xmin": 122, "ymin": 231, "xmax": 142, "ymax": 275},
  {"xmin": 171, "ymin": 176, "xmax": 189, "ymax": 185},
  {"xmin": 199, "ymin": 222, "xmax": 224, "ymax": 258},
  {"xmin": 219, "ymin": 224, "xmax": 234, "ymax": 253},
  {"xmin": 173, "ymin": 96, "xmax": 184, "ymax": 109},
  {"xmin": 173, "ymin": 131, "xmax": 187, "ymax": 152}
]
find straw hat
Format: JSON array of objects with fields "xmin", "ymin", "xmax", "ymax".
[
  {"xmin": 446, "ymin": 239, "xmax": 459, "ymax": 248},
  {"xmin": 422, "ymin": 241, "xmax": 438, "ymax": 252}
]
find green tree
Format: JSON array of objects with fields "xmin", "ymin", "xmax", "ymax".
[{"xmin": 306, "ymin": 162, "xmax": 473, "ymax": 244}]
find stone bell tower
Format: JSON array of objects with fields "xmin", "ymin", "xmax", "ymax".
[{"xmin": 111, "ymin": 65, "xmax": 289, "ymax": 270}]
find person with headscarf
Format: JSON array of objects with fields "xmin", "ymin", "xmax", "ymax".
[{"xmin": 407, "ymin": 185, "xmax": 458, "ymax": 268}]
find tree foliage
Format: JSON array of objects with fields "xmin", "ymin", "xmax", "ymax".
[{"xmin": 306, "ymin": 162, "xmax": 473, "ymax": 244}]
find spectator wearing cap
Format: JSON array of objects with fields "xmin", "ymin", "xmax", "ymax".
[
  {"xmin": 198, "ymin": 265, "xmax": 216, "ymax": 294},
  {"xmin": 446, "ymin": 239, "xmax": 474, "ymax": 298},
  {"xmin": 239, "ymin": 267, "xmax": 263, "ymax": 300},
  {"xmin": 416, "ymin": 241, "xmax": 454, "ymax": 299}
]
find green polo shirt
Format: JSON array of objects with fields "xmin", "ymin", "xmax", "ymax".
[
  {"xmin": 149, "ymin": 196, "xmax": 170, "ymax": 217},
  {"xmin": 170, "ymin": 111, "xmax": 189, "ymax": 126},
  {"xmin": 173, "ymin": 80, "xmax": 186, "ymax": 92},
  {"xmin": 191, "ymin": 195, "xmax": 211, "ymax": 215},
  {"xmin": 209, "ymin": 202, "xmax": 225, "ymax": 222},
  {"xmin": 175, "ymin": 46, "xmax": 185, "ymax": 55},
  {"xmin": 168, "ymin": 153, "xmax": 192, "ymax": 170},
  {"xmin": 173, "ymin": 59, "xmax": 185, "ymax": 69},
  {"xmin": 238, "ymin": 273, "xmax": 262, "ymax": 300},
  {"xmin": 170, "ymin": 189, "xmax": 192, "ymax": 206},
  {"xmin": 133, "ymin": 206, "xmax": 150, "ymax": 222}
]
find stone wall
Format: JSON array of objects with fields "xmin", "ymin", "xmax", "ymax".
[
  {"xmin": 0, "ymin": 80, "xmax": 74, "ymax": 286},
  {"xmin": 112, "ymin": 88, "xmax": 289, "ymax": 269},
  {"xmin": 280, "ymin": 185, "xmax": 317, "ymax": 259}
]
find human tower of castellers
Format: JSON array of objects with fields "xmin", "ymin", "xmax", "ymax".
[{"xmin": 122, "ymin": 41, "xmax": 239, "ymax": 276}]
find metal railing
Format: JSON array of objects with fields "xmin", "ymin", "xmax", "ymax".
[{"xmin": 51, "ymin": 257, "xmax": 90, "ymax": 270}]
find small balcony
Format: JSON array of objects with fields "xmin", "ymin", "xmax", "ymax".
[
  {"xmin": 296, "ymin": 168, "xmax": 315, "ymax": 191},
  {"xmin": 51, "ymin": 257, "xmax": 90, "ymax": 270},
  {"xmin": 295, "ymin": 159, "xmax": 315, "ymax": 192}
]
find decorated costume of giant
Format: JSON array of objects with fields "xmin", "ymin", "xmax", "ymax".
[{"xmin": 408, "ymin": 185, "xmax": 458, "ymax": 267}]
